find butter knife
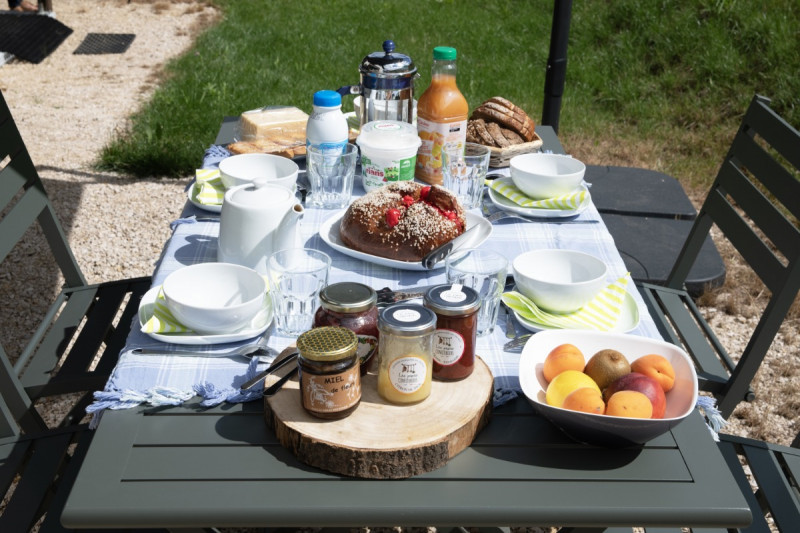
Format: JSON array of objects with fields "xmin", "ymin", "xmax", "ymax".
[
  {"xmin": 240, "ymin": 348, "xmax": 299, "ymax": 391},
  {"xmin": 420, "ymin": 224, "xmax": 482, "ymax": 269}
]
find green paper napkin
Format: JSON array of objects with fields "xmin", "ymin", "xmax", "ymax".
[
  {"xmin": 142, "ymin": 287, "xmax": 192, "ymax": 334},
  {"xmin": 502, "ymin": 273, "xmax": 631, "ymax": 331},
  {"xmin": 486, "ymin": 178, "xmax": 587, "ymax": 209},
  {"xmin": 193, "ymin": 168, "xmax": 225, "ymax": 206}
]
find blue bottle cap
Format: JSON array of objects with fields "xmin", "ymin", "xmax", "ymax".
[{"xmin": 313, "ymin": 90, "xmax": 342, "ymax": 107}]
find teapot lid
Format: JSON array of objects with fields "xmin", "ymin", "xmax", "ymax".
[
  {"xmin": 360, "ymin": 40, "xmax": 417, "ymax": 85},
  {"xmin": 226, "ymin": 180, "xmax": 294, "ymax": 208}
]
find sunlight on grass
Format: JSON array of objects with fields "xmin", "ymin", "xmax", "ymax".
[{"xmin": 99, "ymin": 0, "xmax": 800, "ymax": 192}]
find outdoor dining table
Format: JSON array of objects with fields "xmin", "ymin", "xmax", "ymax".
[{"xmin": 60, "ymin": 126, "xmax": 751, "ymax": 531}]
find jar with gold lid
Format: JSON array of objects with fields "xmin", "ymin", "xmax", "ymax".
[
  {"xmin": 424, "ymin": 284, "xmax": 481, "ymax": 381},
  {"xmin": 313, "ymin": 282, "xmax": 379, "ymax": 374},
  {"xmin": 377, "ymin": 304, "xmax": 436, "ymax": 404},
  {"xmin": 296, "ymin": 326, "xmax": 361, "ymax": 419}
]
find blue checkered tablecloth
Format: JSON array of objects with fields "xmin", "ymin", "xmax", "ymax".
[{"xmin": 87, "ymin": 154, "xmax": 662, "ymax": 419}]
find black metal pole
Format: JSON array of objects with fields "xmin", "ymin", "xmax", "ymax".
[{"xmin": 542, "ymin": 0, "xmax": 573, "ymax": 134}]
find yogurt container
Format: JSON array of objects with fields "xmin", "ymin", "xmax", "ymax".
[{"xmin": 356, "ymin": 120, "xmax": 421, "ymax": 192}]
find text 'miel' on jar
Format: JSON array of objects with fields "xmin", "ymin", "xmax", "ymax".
[
  {"xmin": 296, "ymin": 326, "xmax": 361, "ymax": 420},
  {"xmin": 377, "ymin": 304, "xmax": 436, "ymax": 404},
  {"xmin": 313, "ymin": 282, "xmax": 379, "ymax": 374},
  {"xmin": 424, "ymin": 284, "xmax": 480, "ymax": 381}
]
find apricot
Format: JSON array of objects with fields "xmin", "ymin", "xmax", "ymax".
[
  {"xmin": 543, "ymin": 343, "xmax": 585, "ymax": 383},
  {"xmin": 631, "ymin": 354, "xmax": 676, "ymax": 392},
  {"xmin": 562, "ymin": 387, "xmax": 605, "ymax": 415},
  {"xmin": 545, "ymin": 370, "xmax": 601, "ymax": 408},
  {"xmin": 603, "ymin": 372, "xmax": 667, "ymax": 419},
  {"xmin": 605, "ymin": 390, "xmax": 653, "ymax": 419}
]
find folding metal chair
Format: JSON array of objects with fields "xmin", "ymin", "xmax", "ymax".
[
  {"xmin": 638, "ymin": 95, "xmax": 800, "ymax": 419},
  {"xmin": 0, "ymin": 89, "xmax": 151, "ymax": 432}
]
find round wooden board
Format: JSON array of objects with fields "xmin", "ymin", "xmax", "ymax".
[{"xmin": 264, "ymin": 356, "xmax": 493, "ymax": 479}]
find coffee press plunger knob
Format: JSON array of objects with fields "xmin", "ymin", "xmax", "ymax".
[{"xmin": 383, "ymin": 40, "xmax": 395, "ymax": 54}]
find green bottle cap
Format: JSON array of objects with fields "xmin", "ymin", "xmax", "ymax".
[{"xmin": 433, "ymin": 46, "xmax": 457, "ymax": 61}]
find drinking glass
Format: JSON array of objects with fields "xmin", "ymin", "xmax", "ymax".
[
  {"xmin": 306, "ymin": 143, "xmax": 358, "ymax": 209},
  {"xmin": 441, "ymin": 142, "xmax": 491, "ymax": 210},
  {"xmin": 445, "ymin": 248, "xmax": 508, "ymax": 336},
  {"xmin": 267, "ymin": 248, "xmax": 331, "ymax": 336}
]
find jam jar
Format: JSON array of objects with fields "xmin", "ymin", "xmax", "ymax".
[
  {"xmin": 313, "ymin": 282, "xmax": 379, "ymax": 374},
  {"xmin": 377, "ymin": 304, "xmax": 436, "ymax": 404},
  {"xmin": 424, "ymin": 284, "xmax": 481, "ymax": 381},
  {"xmin": 296, "ymin": 326, "xmax": 361, "ymax": 420}
]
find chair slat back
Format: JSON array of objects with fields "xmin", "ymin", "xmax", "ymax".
[
  {"xmin": 0, "ymin": 91, "xmax": 85, "ymax": 288},
  {"xmin": 664, "ymin": 95, "xmax": 800, "ymax": 417}
]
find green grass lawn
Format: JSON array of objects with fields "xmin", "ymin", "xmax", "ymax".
[{"xmin": 99, "ymin": 0, "xmax": 800, "ymax": 193}]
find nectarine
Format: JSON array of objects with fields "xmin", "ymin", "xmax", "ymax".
[
  {"xmin": 603, "ymin": 372, "xmax": 666, "ymax": 419},
  {"xmin": 606, "ymin": 390, "xmax": 653, "ymax": 418},
  {"xmin": 543, "ymin": 343, "xmax": 585, "ymax": 383},
  {"xmin": 631, "ymin": 354, "xmax": 676, "ymax": 392}
]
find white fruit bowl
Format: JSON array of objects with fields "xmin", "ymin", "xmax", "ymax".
[{"xmin": 518, "ymin": 329, "xmax": 698, "ymax": 447}]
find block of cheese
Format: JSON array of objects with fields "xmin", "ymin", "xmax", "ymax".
[{"xmin": 239, "ymin": 106, "xmax": 308, "ymax": 141}]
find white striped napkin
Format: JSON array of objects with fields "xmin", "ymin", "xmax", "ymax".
[
  {"xmin": 141, "ymin": 287, "xmax": 191, "ymax": 334},
  {"xmin": 502, "ymin": 273, "xmax": 631, "ymax": 331},
  {"xmin": 487, "ymin": 178, "xmax": 587, "ymax": 209},
  {"xmin": 193, "ymin": 168, "xmax": 225, "ymax": 206}
]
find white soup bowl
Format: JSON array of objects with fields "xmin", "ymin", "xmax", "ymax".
[
  {"xmin": 513, "ymin": 249, "xmax": 608, "ymax": 313},
  {"xmin": 510, "ymin": 153, "xmax": 586, "ymax": 199},
  {"xmin": 218, "ymin": 153, "xmax": 299, "ymax": 190},
  {"xmin": 161, "ymin": 263, "xmax": 266, "ymax": 334}
]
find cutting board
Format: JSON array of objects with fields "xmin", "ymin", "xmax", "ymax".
[{"xmin": 264, "ymin": 356, "xmax": 493, "ymax": 479}]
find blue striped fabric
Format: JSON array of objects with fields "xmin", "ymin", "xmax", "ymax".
[{"xmin": 87, "ymin": 157, "xmax": 662, "ymax": 418}]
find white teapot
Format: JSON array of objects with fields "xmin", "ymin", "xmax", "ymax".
[{"xmin": 218, "ymin": 179, "xmax": 304, "ymax": 274}]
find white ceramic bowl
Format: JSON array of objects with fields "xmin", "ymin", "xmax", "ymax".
[
  {"xmin": 161, "ymin": 263, "xmax": 267, "ymax": 334},
  {"xmin": 218, "ymin": 153, "xmax": 299, "ymax": 190},
  {"xmin": 513, "ymin": 249, "xmax": 608, "ymax": 313},
  {"xmin": 519, "ymin": 329, "xmax": 699, "ymax": 447},
  {"xmin": 510, "ymin": 153, "xmax": 586, "ymax": 199}
]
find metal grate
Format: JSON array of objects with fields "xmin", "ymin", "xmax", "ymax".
[
  {"xmin": 0, "ymin": 12, "xmax": 73, "ymax": 64},
  {"xmin": 73, "ymin": 33, "xmax": 135, "ymax": 55}
]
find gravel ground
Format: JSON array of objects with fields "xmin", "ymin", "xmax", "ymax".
[{"xmin": 1, "ymin": 1, "xmax": 797, "ymax": 531}]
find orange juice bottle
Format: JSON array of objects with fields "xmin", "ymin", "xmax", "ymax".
[{"xmin": 415, "ymin": 46, "xmax": 469, "ymax": 185}]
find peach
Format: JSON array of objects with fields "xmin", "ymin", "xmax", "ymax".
[
  {"xmin": 631, "ymin": 354, "xmax": 676, "ymax": 392},
  {"xmin": 545, "ymin": 370, "xmax": 601, "ymax": 408},
  {"xmin": 562, "ymin": 387, "xmax": 605, "ymax": 415},
  {"xmin": 605, "ymin": 390, "xmax": 653, "ymax": 418},
  {"xmin": 603, "ymin": 372, "xmax": 667, "ymax": 419},
  {"xmin": 543, "ymin": 343, "xmax": 585, "ymax": 383}
]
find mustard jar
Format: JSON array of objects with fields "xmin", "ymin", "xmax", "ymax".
[
  {"xmin": 296, "ymin": 326, "xmax": 361, "ymax": 419},
  {"xmin": 377, "ymin": 304, "xmax": 436, "ymax": 404}
]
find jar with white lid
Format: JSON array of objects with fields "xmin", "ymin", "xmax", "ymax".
[
  {"xmin": 376, "ymin": 303, "xmax": 436, "ymax": 404},
  {"xmin": 356, "ymin": 120, "xmax": 421, "ymax": 192}
]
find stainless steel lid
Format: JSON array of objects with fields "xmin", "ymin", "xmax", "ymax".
[
  {"xmin": 359, "ymin": 40, "xmax": 417, "ymax": 89},
  {"xmin": 319, "ymin": 282, "xmax": 377, "ymax": 314},
  {"xmin": 423, "ymin": 285, "xmax": 481, "ymax": 317},
  {"xmin": 378, "ymin": 304, "xmax": 436, "ymax": 336}
]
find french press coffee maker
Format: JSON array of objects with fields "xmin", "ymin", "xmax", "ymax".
[{"xmin": 338, "ymin": 39, "xmax": 418, "ymax": 126}]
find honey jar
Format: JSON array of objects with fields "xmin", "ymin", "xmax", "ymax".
[
  {"xmin": 296, "ymin": 327, "xmax": 361, "ymax": 419},
  {"xmin": 424, "ymin": 284, "xmax": 480, "ymax": 381},
  {"xmin": 313, "ymin": 282, "xmax": 379, "ymax": 374},
  {"xmin": 377, "ymin": 304, "xmax": 436, "ymax": 404}
]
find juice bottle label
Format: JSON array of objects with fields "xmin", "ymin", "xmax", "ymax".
[{"xmin": 416, "ymin": 117, "xmax": 467, "ymax": 184}]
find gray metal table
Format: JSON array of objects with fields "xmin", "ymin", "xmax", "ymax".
[
  {"xmin": 62, "ymin": 396, "xmax": 750, "ymax": 529},
  {"xmin": 61, "ymin": 124, "xmax": 750, "ymax": 530}
]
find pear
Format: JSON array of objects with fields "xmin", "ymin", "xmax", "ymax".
[{"xmin": 584, "ymin": 349, "xmax": 631, "ymax": 391}]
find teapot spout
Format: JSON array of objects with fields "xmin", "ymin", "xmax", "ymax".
[{"xmin": 274, "ymin": 202, "xmax": 304, "ymax": 252}]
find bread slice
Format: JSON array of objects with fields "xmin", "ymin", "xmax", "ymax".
[{"xmin": 471, "ymin": 97, "xmax": 536, "ymax": 142}]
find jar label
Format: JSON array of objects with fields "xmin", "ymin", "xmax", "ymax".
[
  {"xmin": 301, "ymin": 365, "xmax": 361, "ymax": 413},
  {"xmin": 387, "ymin": 356, "xmax": 427, "ymax": 394},
  {"xmin": 440, "ymin": 288, "xmax": 467, "ymax": 303},
  {"xmin": 393, "ymin": 308, "xmax": 421, "ymax": 322},
  {"xmin": 432, "ymin": 329, "xmax": 465, "ymax": 366}
]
